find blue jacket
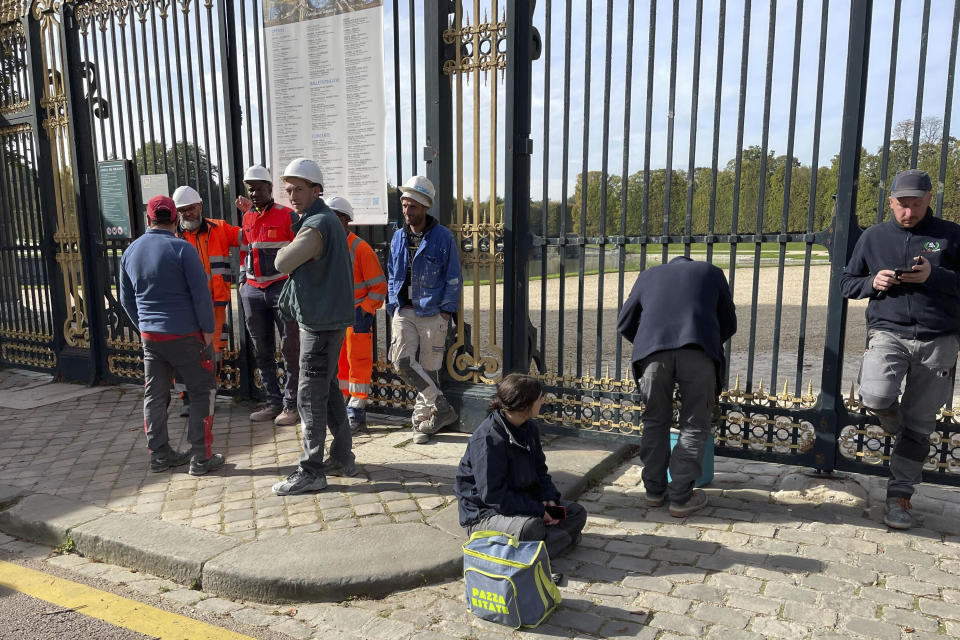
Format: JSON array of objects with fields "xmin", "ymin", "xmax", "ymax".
[
  {"xmin": 119, "ymin": 229, "xmax": 215, "ymax": 335},
  {"xmin": 617, "ymin": 256, "xmax": 737, "ymax": 379},
  {"xmin": 840, "ymin": 211, "xmax": 960, "ymax": 339},
  {"xmin": 385, "ymin": 216, "xmax": 462, "ymax": 317},
  {"xmin": 455, "ymin": 410, "xmax": 561, "ymax": 527}
]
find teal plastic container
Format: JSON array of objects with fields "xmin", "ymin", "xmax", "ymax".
[{"xmin": 667, "ymin": 431, "xmax": 714, "ymax": 487}]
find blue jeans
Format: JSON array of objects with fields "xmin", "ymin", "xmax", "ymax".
[
  {"xmin": 240, "ymin": 281, "xmax": 299, "ymax": 409},
  {"xmin": 297, "ymin": 328, "xmax": 353, "ymax": 477}
]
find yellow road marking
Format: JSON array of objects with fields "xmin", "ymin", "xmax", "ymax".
[{"xmin": 0, "ymin": 559, "xmax": 256, "ymax": 640}]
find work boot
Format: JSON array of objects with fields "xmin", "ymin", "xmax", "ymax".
[
  {"xmin": 865, "ymin": 402, "xmax": 902, "ymax": 436},
  {"xmin": 322, "ymin": 456, "xmax": 359, "ymax": 477},
  {"xmin": 250, "ymin": 404, "xmax": 282, "ymax": 422},
  {"xmin": 272, "ymin": 468, "xmax": 328, "ymax": 496},
  {"xmin": 150, "ymin": 446, "xmax": 191, "ymax": 473},
  {"xmin": 883, "ymin": 496, "xmax": 913, "ymax": 530},
  {"xmin": 188, "ymin": 453, "xmax": 225, "ymax": 476},
  {"xmin": 274, "ymin": 408, "xmax": 300, "ymax": 426},
  {"xmin": 347, "ymin": 406, "xmax": 366, "ymax": 434},
  {"xmin": 669, "ymin": 489, "xmax": 708, "ymax": 517},
  {"xmin": 434, "ymin": 397, "xmax": 459, "ymax": 430},
  {"xmin": 645, "ymin": 491, "xmax": 666, "ymax": 508}
]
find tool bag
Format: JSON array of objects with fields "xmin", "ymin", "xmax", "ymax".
[{"xmin": 462, "ymin": 530, "xmax": 561, "ymax": 628}]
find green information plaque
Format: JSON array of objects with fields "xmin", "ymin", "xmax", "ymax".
[{"xmin": 98, "ymin": 160, "xmax": 133, "ymax": 239}]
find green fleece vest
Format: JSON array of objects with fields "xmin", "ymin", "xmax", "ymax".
[{"xmin": 279, "ymin": 199, "xmax": 353, "ymax": 332}]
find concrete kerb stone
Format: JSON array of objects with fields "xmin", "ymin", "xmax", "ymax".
[
  {"xmin": 70, "ymin": 512, "xmax": 238, "ymax": 585},
  {"xmin": 0, "ymin": 483, "xmax": 25, "ymax": 508},
  {"xmin": 202, "ymin": 522, "xmax": 463, "ymax": 603},
  {"xmin": 0, "ymin": 493, "xmax": 108, "ymax": 547}
]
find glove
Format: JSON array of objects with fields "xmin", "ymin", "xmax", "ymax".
[
  {"xmin": 354, "ymin": 307, "xmax": 375, "ymax": 333},
  {"xmin": 236, "ymin": 195, "xmax": 253, "ymax": 213}
]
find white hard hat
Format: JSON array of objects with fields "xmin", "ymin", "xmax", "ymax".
[
  {"xmin": 172, "ymin": 185, "xmax": 202, "ymax": 208},
  {"xmin": 243, "ymin": 164, "xmax": 272, "ymax": 183},
  {"xmin": 327, "ymin": 196, "xmax": 354, "ymax": 221},
  {"xmin": 399, "ymin": 175, "xmax": 435, "ymax": 208},
  {"xmin": 281, "ymin": 158, "xmax": 324, "ymax": 186}
]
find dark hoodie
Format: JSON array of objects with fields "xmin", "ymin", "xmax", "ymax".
[{"xmin": 840, "ymin": 211, "xmax": 960, "ymax": 339}]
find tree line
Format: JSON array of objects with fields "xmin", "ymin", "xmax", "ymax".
[{"xmin": 529, "ymin": 118, "xmax": 960, "ymax": 238}]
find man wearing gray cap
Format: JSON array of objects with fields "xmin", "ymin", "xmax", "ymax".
[{"xmin": 841, "ymin": 169, "xmax": 960, "ymax": 529}]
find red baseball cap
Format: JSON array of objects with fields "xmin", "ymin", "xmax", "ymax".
[{"xmin": 146, "ymin": 195, "xmax": 177, "ymax": 223}]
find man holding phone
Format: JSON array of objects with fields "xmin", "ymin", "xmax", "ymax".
[{"xmin": 841, "ymin": 169, "xmax": 960, "ymax": 529}]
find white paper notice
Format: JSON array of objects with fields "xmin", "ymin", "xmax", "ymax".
[{"xmin": 263, "ymin": 0, "xmax": 388, "ymax": 225}]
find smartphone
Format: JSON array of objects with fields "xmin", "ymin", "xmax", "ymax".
[
  {"xmin": 545, "ymin": 505, "xmax": 567, "ymax": 520},
  {"xmin": 894, "ymin": 255, "xmax": 924, "ymax": 278}
]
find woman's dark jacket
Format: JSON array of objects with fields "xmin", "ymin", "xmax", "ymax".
[{"xmin": 455, "ymin": 410, "xmax": 561, "ymax": 527}]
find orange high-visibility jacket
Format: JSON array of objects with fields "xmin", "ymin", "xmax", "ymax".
[
  {"xmin": 178, "ymin": 217, "xmax": 243, "ymax": 307},
  {"xmin": 348, "ymin": 232, "xmax": 386, "ymax": 312},
  {"xmin": 239, "ymin": 202, "xmax": 298, "ymax": 288}
]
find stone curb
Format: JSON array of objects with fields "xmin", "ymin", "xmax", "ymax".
[
  {"xmin": 203, "ymin": 523, "xmax": 463, "ymax": 603},
  {"xmin": 0, "ymin": 440, "xmax": 632, "ymax": 604},
  {"xmin": 71, "ymin": 512, "xmax": 237, "ymax": 585},
  {"xmin": 0, "ymin": 492, "xmax": 108, "ymax": 548}
]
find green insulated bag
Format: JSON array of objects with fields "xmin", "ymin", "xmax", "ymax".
[{"xmin": 462, "ymin": 530, "xmax": 561, "ymax": 628}]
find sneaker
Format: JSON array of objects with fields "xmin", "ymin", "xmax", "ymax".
[
  {"xmin": 188, "ymin": 453, "xmax": 225, "ymax": 476},
  {"xmin": 178, "ymin": 402, "xmax": 190, "ymax": 418},
  {"xmin": 883, "ymin": 496, "xmax": 913, "ymax": 530},
  {"xmin": 250, "ymin": 405, "xmax": 282, "ymax": 422},
  {"xmin": 347, "ymin": 406, "xmax": 366, "ymax": 434},
  {"xmin": 411, "ymin": 423, "xmax": 431, "ymax": 444},
  {"xmin": 322, "ymin": 457, "xmax": 359, "ymax": 477},
  {"xmin": 669, "ymin": 488, "xmax": 708, "ymax": 517},
  {"xmin": 272, "ymin": 468, "xmax": 328, "ymax": 496},
  {"xmin": 150, "ymin": 448, "xmax": 191, "ymax": 473},
  {"xmin": 645, "ymin": 491, "xmax": 666, "ymax": 508},
  {"xmin": 274, "ymin": 408, "xmax": 300, "ymax": 426}
]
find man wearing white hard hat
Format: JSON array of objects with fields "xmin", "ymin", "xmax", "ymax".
[
  {"xmin": 173, "ymin": 184, "xmax": 243, "ymax": 416},
  {"xmin": 271, "ymin": 158, "xmax": 355, "ymax": 496},
  {"xmin": 235, "ymin": 164, "xmax": 301, "ymax": 427},
  {"xmin": 386, "ymin": 175, "xmax": 463, "ymax": 444},
  {"xmin": 329, "ymin": 196, "xmax": 387, "ymax": 434}
]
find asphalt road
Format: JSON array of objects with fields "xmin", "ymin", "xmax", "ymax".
[
  {"xmin": 0, "ymin": 586, "xmax": 153, "ymax": 640},
  {"xmin": 0, "ymin": 552, "xmax": 289, "ymax": 640}
]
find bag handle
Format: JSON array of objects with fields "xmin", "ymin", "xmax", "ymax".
[{"xmin": 466, "ymin": 530, "xmax": 520, "ymax": 548}]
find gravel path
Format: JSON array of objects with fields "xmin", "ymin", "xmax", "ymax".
[{"xmin": 456, "ymin": 264, "xmax": 869, "ymax": 395}]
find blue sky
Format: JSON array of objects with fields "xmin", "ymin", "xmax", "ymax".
[
  {"xmin": 383, "ymin": 1, "xmax": 960, "ymax": 201},
  {"xmin": 81, "ymin": 1, "xmax": 960, "ymax": 205}
]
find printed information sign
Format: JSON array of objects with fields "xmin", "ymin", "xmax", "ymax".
[
  {"xmin": 263, "ymin": 0, "xmax": 388, "ymax": 225},
  {"xmin": 97, "ymin": 160, "xmax": 133, "ymax": 239}
]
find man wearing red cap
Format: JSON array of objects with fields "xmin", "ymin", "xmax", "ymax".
[{"xmin": 119, "ymin": 195, "xmax": 225, "ymax": 476}]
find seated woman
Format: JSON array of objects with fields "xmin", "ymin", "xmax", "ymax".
[{"xmin": 455, "ymin": 373, "xmax": 587, "ymax": 558}]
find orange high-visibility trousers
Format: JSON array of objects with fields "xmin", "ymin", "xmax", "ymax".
[
  {"xmin": 338, "ymin": 326, "xmax": 373, "ymax": 403},
  {"xmin": 213, "ymin": 305, "xmax": 227, "ymax": 356}
]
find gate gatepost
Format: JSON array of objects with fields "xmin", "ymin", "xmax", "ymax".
[
  {"xmin": 502, "ymin": 0, "xmax": 535, "ymax": 376},
  {"xmin": 816, "ymin": 0, "xmax": 873, "ymax": 474}
]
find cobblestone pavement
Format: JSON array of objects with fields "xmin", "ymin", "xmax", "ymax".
[
  {"xmin": 2, "ymin": 368, "xmax": 960, "ymax": 639},
  {"xmin": 0, "ymin": 370, "xmax": 464, "ymax": 539}
]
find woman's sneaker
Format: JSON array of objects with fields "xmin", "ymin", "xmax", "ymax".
[
  {"xmin": 272, "ymin": 468, "xmax": 328, "ymax": 495},
  {"xmin": 669, "ymin": 489, "xmax": 708, "ymax": 517},
  {"xmin": 188, "ymin": 453, "xmax": 225, "ymax": 476}
]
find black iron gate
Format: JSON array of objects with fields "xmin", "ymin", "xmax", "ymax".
[{"xmin": 0, "ymin": 1, "xmax": 958, "ymax": 486}]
